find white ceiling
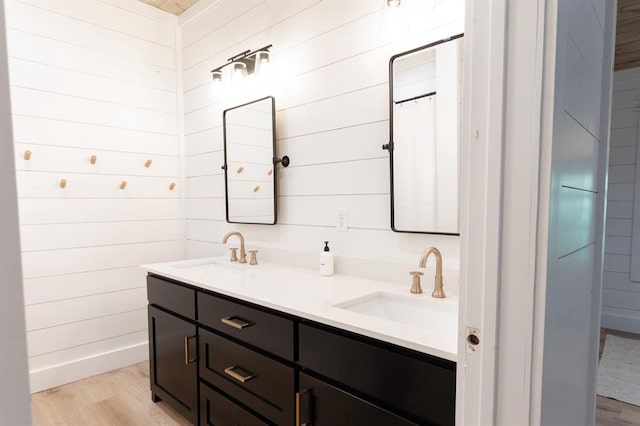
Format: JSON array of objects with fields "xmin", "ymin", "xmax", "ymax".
[{"xmin": 138, "ymin": 0, "xmax": 199, "ymax": 16}]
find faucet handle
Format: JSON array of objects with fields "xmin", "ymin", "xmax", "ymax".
[
  {"xmin": 409, "ymin": 271, "xmax": 424, "ymax": 294},
  {"xmin": 249, "ymin": 250, "xmax": 258, "ymax": 265},
  {"xmin": 229, "ymin": 248, "xmax": 239, "ymax": 262}
]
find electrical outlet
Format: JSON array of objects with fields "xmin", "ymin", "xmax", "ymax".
[{"xmin": 337, "ymin": 208, "xmax": 349, "ymax": 232}]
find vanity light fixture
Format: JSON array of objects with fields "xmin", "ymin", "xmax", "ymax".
[
  {"xmin": 210, "ymin": 45, "xmax": 272, "ymax": 85},
  {"xmin": 387, "ymin": 0, "xmax": 401, "ymax": 6}
]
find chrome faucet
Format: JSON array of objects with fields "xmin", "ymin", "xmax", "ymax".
[
  {"xmin": 222, "ymin": 231, "xmax": 247, "ymax": 264},
  {"xmin": 410, "ymin": 247, "xmax": 445, "ymax": 298}
]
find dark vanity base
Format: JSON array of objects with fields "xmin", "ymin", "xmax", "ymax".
[{"xmin": 147, "ymin": 274, "xmax": 456, "ymax": 425}]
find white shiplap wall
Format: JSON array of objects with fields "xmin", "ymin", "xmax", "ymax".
[
  {"xmin": 180, "ymin": 0, "xmax": 463, "ymax": 267},
  {"xmin": 5, "ymin": 0, "xmax": 182, "ymax": 391},
  {"xmin": 602, "ymin": 67, "xmax": 640, "ymax": 333},
  {"xmin": 539, "ymin": 0, "xmax": 611, "ymax": 423}
]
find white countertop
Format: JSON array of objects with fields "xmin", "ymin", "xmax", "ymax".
[{"xmin": 142, "ymin": 257, "xmax": 458, "ymax": 362}]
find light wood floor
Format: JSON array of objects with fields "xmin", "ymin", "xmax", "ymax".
[
  {"xmin": 31, "ymin": 330, "xmax": 640, "ymax": 425},
  {"xmin": 31, "ymin": 362, "xmax": 189, "ymax": 426}
]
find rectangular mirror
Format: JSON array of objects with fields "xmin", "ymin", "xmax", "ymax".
[
  {"xmin": 223, "ymin": 96, "xmax": 277, "ymax": 224},
  {"xmin": 387, "ymin": 34, "xmax": 463, "ymax": 235}
]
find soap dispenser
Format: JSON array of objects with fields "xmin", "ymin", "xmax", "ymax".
[{"xmin": 319, "ymin": 241, "xmax": 334, "ymax": 276}]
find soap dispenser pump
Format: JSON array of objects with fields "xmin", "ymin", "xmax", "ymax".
[{"xmin": 319, "ymin": 241, "xmax": 334, "ymax": 276}]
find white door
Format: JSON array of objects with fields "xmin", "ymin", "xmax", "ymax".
[{"xmin": 458, "ymin": 0, "xmax": 616, "ymax": 424}]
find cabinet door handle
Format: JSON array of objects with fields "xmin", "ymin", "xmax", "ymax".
[
  {"xmin": 221, "ymin": 316, "xmax": 253, "ymax": 330},
  {"xmin": 296, "ymin": 389, "xmax": 312, "ymax": 426},
  {"xmin": 224, "ymin": 366, "xmax": 255, "ymax": 383},
  {"xmin": 184, "ymin": 335, "xmax": 196, "ymax": 365}
]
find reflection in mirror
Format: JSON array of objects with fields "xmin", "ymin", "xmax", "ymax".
[
  {"xmin": 223, "ymin": 96, "xmax": 276, "ymax": 224},
  {"xmin": 388, "ymin": 35, "xmax": 463, "ymax": 235}
]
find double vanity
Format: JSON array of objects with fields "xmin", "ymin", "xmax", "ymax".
[
  {"xmin": 143, "ymin": 33, "xmax": 464, "ymax": 426},
  {"xmin": 143, "ymin": 243, "xmax": 458, "ymax": 426}
]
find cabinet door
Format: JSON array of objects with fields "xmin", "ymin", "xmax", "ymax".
[
  {"xmin": 148, "ymin": 306, "xmax": 198, "ymax": 424},
  {"xmin": 297, "ymin": 373, "xmax": 416, "ymax": 426}
]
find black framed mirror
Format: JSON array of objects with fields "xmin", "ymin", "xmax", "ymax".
[
  {"xmin": 385, "ymin": 34, "xmax": 463, "ymax": 235},
  {"xmin": 223, "ymin": 96, "xmax": 287, "ymax": 225}
]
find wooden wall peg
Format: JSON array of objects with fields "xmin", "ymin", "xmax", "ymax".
[
  {"xmin": 59, "ymin": 178, "xmax": 67, "ymax": 188},
  {"xmin": 120, "ymin": 181, "xmax": 127, "ymax": 190},
  {"xmin": 90, "ymin": 155, "xmax": 97, "ymax": 165},
  {"xmin": 145, "ymin": 159, "xmax": 152, "ymax": 168},
  {"xmin": 236, "ymin": 166, "xmax": 244, "ymax": 174},
  {"xmin": 23, "ymin": 150, "xmax": 32, "ymax": 160},
  {"xmin": 267, "ymin": 168, "xmax": 273, "ymax": 176},
  {"xmin": 169, "ymin": 182, "xmax": 176, "ymax": 191},
  {"xmin": 253, "ymin": 185, "xmax": 260, "ymax": 193}
]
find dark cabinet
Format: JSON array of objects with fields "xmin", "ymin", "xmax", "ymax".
[
  {"xmin": 148, "ymin": 305, "xmax": 198, "ymax": 424},
  {"xmin": 297, "ymin": 373, "xmax": 416, "ymax": 426},
  {"xmin": 147, "ymin": 274, "xmax": 456, "ymax": 426}
]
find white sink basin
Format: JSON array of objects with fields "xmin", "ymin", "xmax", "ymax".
[
  {"xmin": 171, "ymin": 259, "xmax": 248, "ymax": 271},
  {"xmin": 333, "ymin": 292, "xmax": 456, "ymax": 328},
  {"xmin": 172, "ymin": 260, "xmax": 250, "ymax": 276}
]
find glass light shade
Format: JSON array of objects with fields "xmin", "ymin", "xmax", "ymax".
[
  {"xmin": 254, "ymin": 51, "xmax": 270, "ymax": 76},
  {"xmin": 255, "ymin": 50, "xmax": 270, "ymax": 64},
  {"xmin": 232, "ymin": 61, "xmax": 247, "ymax": 82},
  {"xmin": 211, "ymin": 70, "xmax": 223, "ymax": 82},
  {"xmin": 387, "ymin": 0, "xmax": 401, "ymax": 6}
]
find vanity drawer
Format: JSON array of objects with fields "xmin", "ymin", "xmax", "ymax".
[
  {"xmin": 147, "ymin": 275, "xmax": 195, "ymax": 320},
  {"xmin": 199, "ymin": 381, "xmax": 269, "ymax": 426},
  {"xmin": 197, "ymin": 292, "xmax": 294, "ymax": 360},
  {"xmin": 298, "ymin": 323, "xmax": 456, "ymax": 426},
  {"xmin": 199, "ymin": 328, "xmax": 294, "ymax": 425}
]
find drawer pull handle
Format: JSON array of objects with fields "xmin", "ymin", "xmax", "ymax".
[
  {"xmin": 224, "ymin": 366, "xmax": 255, "ymax": 383},
  {"xmin": 184, "ymin": 335, "xmax": 196, "ymax": 365},
  {"xmin": 296, "ymin": 389, "xmax": 312, "ymax": 426},
  {"xmin": 221, "ymin": 316, "xmax": 253, "ymax": 330}
]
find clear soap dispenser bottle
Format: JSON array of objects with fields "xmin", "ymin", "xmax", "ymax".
[{"xmin": 319, "ymin": 241, "xmax": 334, "ymax": 276}]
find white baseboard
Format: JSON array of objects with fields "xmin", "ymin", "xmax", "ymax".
[
  {"xmin": 601, "ymin": 312, "xmax": 640, "ymax": 334},
  {"xmin": 29, "ymin": 342, "xmax": 149, "ymax": 393}
]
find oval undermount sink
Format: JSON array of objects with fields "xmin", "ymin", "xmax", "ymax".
[{"xmin": 333, "ymin": 291, "xmax": 456, "ymax": 328}]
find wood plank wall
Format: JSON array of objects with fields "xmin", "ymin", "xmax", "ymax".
[
  {"xmin": 602, "ymin": 67, "xmax": 640, "ymax": 333},
  {"xmin": 180, "ymin": 0, "xmax": 463, "ymax": 267},
  {"xmin": 615, "ymin": 0, "xmax": 640, "ymax": 71},
  {"xmin": 5, "ymin": 0, "xmax": 182, "ymax": 392}
]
